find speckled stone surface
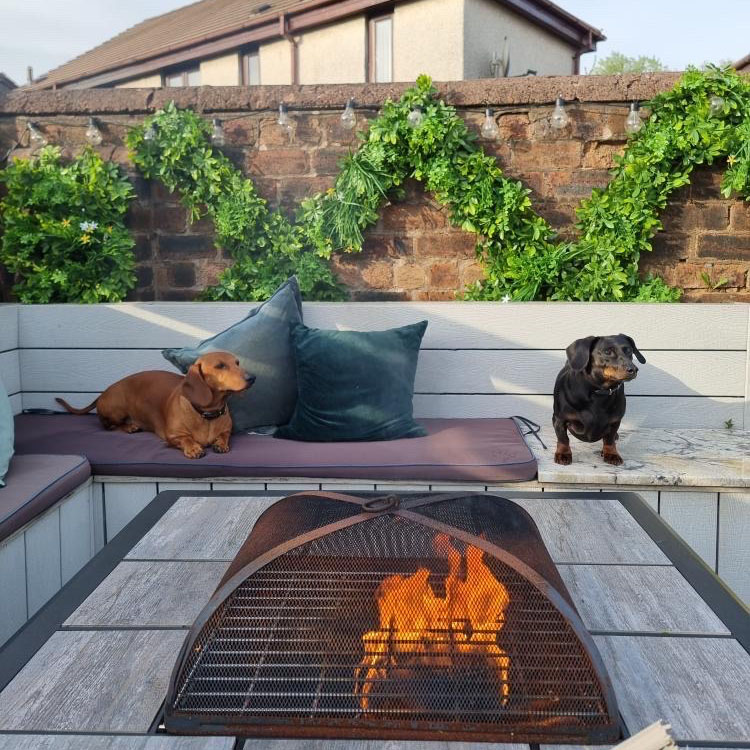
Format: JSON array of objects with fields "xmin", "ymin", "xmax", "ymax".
[{"xmin": 532, "ymin": 427, "xmax": 750, "ymax": 488}]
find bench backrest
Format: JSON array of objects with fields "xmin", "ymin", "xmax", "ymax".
[{"xmin": 3, "ymin": 301, "xmax": 749, "ymax": 429}]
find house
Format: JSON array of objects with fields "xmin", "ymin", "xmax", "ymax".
[
  {"xmin": 0, "ymin": 73, "xmax": 17, "ymax": 96},
  {"xmin": 25, "ymin": 0, "xmax": 604, "ymax": 90},
  {"xmin": 734, "ymin": 53, "xmax": 750, "ymax": 73}
]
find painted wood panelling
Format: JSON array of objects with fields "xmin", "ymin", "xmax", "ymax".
[
  {"xmin": 660, "ymin": 491, "xmax": 719, "ymax": 570},
  {"xmin": 59, "ymin": 482, "xmax": 94, "ymax": 584},
  {"xmin": 0, "ymin": 533, "xmax": 27, "ymax": 644},
  {"xmin": 24, "ymin": 508, "xmax": 62, "ymax": 617},
  {"xmin": 717, "ymin": 492, "xmax": 750, "ymax": 605},
  {"xmin": 0, "ymin": 304, "xmax": 18, "ymax": 352},
  {"xmin": 104, "ymin": 482, "xmax": 158, "ymax": 542},
  {"xmin": 92, "ymin": 483, "xmax": 106, "ymax": 553},
  {"xmin": 0, "ymin": 737, "xmax": 234, "ymax": 749},
  {"xmin": 0, "ymin": 350, "xmax": 21, "ymax": 396}
]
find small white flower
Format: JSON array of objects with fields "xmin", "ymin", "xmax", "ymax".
[
  {"xmin": 79, "ymin": 220, "xmax": 99, "ymax": 232},
  {"xmin": 88, "ymin": 221, "xmax": 98, "ymax": 230},
  {"xmin": 501, "ymin": 294, "xmax": 512, "ymax": 303}
]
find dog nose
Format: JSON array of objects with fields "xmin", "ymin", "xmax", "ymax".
[
  {"xmin": 245, "ymin": 374, "xmax": 256, "ymax": 384},
  {"xmin": 626, "ymin": 365, "xmax": 637, "ymax": 375}
]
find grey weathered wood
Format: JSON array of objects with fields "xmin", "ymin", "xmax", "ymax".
[
  {"xmin": 0, "ymin": 305, "xmax": 18, "ymax": 352},
  {"xmin": 64, "ymin": 561, "xmax": 229, "ymax": 628},
  {"xmin": 639, "ymin": 490, "xmax": 658, "ymax": 511},
  {"xmin": 0, "ymin": 350, "xmax": 20, "ymax": 396},
  {"xmin": 717, "ymin": 491, "xmax": 750, "ymax": 605},
  {"xmin": 557, "ymin": 564, "xmax": 729, "ymax": 635},
  {"xmin": 104, "ymin": 482, "xmax": 158, "ymax": 541},
  {"xmin": 92, "ymin": 482, "xmax": 106, "ymax": 552},
  {"xmin": 157, "ymin": 481, "xmax": 211, "ymax": 492},
  {"xmin": 59, "ymin": 482, "xmax": 94, "ymax": 584},
  {"xmin": 242, "ymin": 742, "xmax": 528, "ymax": 749},
  {"xmin": 514, "ymin": 497, "xmax": 670, "ymax": 564},
  {"xmin": 0, "ymin": 630, "xmax": 185, "ymax": 733},
  {"xmin": 659, "ymin": 491, "xmax": 718, "ymax": 570},
  {"xmin": 211, "ymin": 480, "xmax": 266, "ymax": 490},
  {"xmin": 593, "ymin": 635, "xmax": 750, "ymax": 742},
  {"xmin": 0, "ymin": 533, "xmax": 26, "ymax": 645},
  {"xmin": 0, "ymin": 737, "xmax": 234, "ymax": 749},
  {"xmin": 18, "ymin": 301, "xmax": 749, "ymax": 350},
  {"xmin": 126, "ymin": 495, "xmax": 277, "ymax": 560},
  {"xmin": 24, "ymin": 508, "xmax": 61, "ymax": 617}
]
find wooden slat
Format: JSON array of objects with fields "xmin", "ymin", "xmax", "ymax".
[
  {"xmin": 104, "ymin": 482, "xmax": 158, "ymax": 542},
  {"xmin": 557, "ymin": 564, "xmax": 729, "ymax": 635},
  {"xmin": 0, "ymin": 305, "xmax": 18, "ymax": 352},
  {"xmin": 513, "ymin": 497, "xmax": 670, "ymax": 564},
  {"xmin": 19, "ymin": 302, "xmax": 749, "ymax": 350},
  {"xmin": 24, "ymin": 508, "xmax": 61, "ymax": 617},
  {"xmin": 8, "ymin": 392, "xmax": 21, "ymax": 415},
  {"xmin": 0, "ymin": 630, "xmax": 185, "ymax": 733},
  {"xmin": 64, "ymin": 561, "xmax": 229, "ymax": 628},
  {"xmin": 126, "ymin": 495, "xmax": 278, "ymax": 560},
  {"xmin": 241, "ymin": 742, "xmax": 528, "ymax": 750},
  {"xmin": 717, "ymin": 492, "xmax": 750, "ymax": 606},
  {"xmin": 157, "ymin": 481, "xmax": 211, "ymax": 492},
  {"xmin": 0, "ymin": 350, "xmax": 20, "ymax": 396},
  {"xmin": 0, "ymin": 534, "xmax": 27, "ymax": 645},
  {"xmin": 19, "ymin": 347, "xmax": 746, "ymax": 398},
  {"xmin": 0, "ymin": 736, "xmax": 234, "ymax": 749},
  {"xmin": 60, "ymin": 482, "xmax": 94, "ymax": 584},
  {"xmin": 659, "ymin": 491, "xmax": 718, "ymax": 570},
  {"xmin": 593, "ymin": 635, "xmax": 750, "ymax": 742},
  {"xmin": 91, "ymin": 482, "xmax": 106, "ymax": 553}
]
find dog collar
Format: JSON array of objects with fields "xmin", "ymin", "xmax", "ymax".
[
  {"xmin": 195, "ymin": 404, "xmax": 227, "ymax": 420},
  {"xmin": 593, "ymin": 382, "xmax": 623, "ymax": 397}
]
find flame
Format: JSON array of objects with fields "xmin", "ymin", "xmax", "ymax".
[{"xmin": 355, "ymin": 533, "xmax": 511, "ymax": 710}]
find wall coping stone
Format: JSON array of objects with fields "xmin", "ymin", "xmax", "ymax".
[{"xmin": 0, "ymin": 73, "xmax": 683, "ymax": 116}]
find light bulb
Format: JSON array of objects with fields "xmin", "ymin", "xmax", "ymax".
[
  {"xmin": 211, "ymin": 118, "xmax": 225, "ymax": 146},
  {"xmin": 85, "ymin": 117, "xmax": 103, "ymax": 146},
  {"xmin": 407, "ymin": 106, "xmax": 423, "ymax": 128},
  {"xmin": 143, "ymin": 123, "xmax": 157, "ymax": 142},
  {"xmin": 625, "ymin": 102, "xmax": 642, "ymax": 134},
  {"xmin": 277, "ymin": 103, "xmax": 291, "ymax": 131},
  {"xmin": 550, "ymin": 96, "xmax": 569, "ymax": 130},
  {"xmin": 341, "ymin": 98, "xmax": 356, "ymax": 130},
  {"xmin": 709, "ymin": 95, "xmax": 724, "ymax": 115},
  {"xmin": 27, "ymin": 122, "xmax": 47, "ymax": 147},
  {"xmin": 481, "ymin": 108, "xmax": 499, "ymax": 140}
]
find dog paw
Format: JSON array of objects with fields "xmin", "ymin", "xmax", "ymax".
[
  {"xmin": 601, "ymin": 451, "xmax": 623, "ymax": 466},
  {"xmin": 212, "ymin": 443, "xmax": 230, "ymax": 454},
  {"xmin": 183, "ymin": 446, "xmax": 206, "ymax": 459},
  {"xmin": 554, "ymin": 451, "xmax": 572, "ymax": 465}
]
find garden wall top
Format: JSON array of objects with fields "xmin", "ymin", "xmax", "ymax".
[{"xmin": 0, "ymin": 73, "xmax": 682, "ymax": 115}]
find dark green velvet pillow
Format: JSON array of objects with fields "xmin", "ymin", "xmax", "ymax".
[{"xmin": 276, "ymin": 321, "xmax": 428, "ymax": 442}]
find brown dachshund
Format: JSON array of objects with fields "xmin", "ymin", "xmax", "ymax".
[{"xmin": 56, "ymin": 352, "xmax": 255, "ymax": 459}]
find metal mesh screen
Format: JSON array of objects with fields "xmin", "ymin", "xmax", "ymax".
[{"xmin": 167, "ymin": 497, "xmax": 618, "ymax": 743}]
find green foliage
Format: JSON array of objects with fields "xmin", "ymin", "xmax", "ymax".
[
  {"xmin": 0, "ymin": 146, "xmax": 136, "ymax": 303},
  {"xmin": 590, "ymin": 52, "xmax": 668, "ymax": 75},
  {"xmin": 126, "ymin": 102, "xmax": 344, "ymax": 301}
]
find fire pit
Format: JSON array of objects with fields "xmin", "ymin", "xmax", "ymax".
[{"xmin": 165, "ymin": 491, "xmax": 620, "ymax": 743}]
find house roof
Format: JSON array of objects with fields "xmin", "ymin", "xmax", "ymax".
[
  {"xmin": 0, "ymin": 73, "xmax": 17, "ymax": 91},
  {"xmin": 28, "ymin": 0, "xmax": 604, "ymax": 90},
  {"xmin": 734, "ymin": 53, "xmax": 750, "ymax": 71}
]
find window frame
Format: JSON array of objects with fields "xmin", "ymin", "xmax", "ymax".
[
  {"xmin": 240, "ymin": 47, "xmax": 261, "ymax": 86},
  {"xmin": 162, "ymin": 64, "xmax": 201, "ymax": 87},
  {"xmin": 367, "ymin": 13, "xmax": 394, "ymax": 83}
]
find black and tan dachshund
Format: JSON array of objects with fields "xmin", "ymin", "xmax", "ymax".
[{"xmin": 553, "ymin": 334, "xmax": 646, "ymax": 466}]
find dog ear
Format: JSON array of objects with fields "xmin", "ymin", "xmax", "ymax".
[
  {"xmin": 566, "ymin": 336, "xmax": 597, "ymax": 372},
  {"xmin": 620, "ymin": 334, "xmax": 646, "ymax": 364},
  {"xmin": 183, "ymin": 363, "xmax": 213, "ymax": 409}
]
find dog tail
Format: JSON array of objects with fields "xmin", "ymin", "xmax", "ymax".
[{"xmin": 55, "ymin": 396, "xmax": 98, "ymax": 415}]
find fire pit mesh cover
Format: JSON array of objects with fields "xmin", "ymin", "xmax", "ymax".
[{"xmin": 165, "ymin": 492, "xmax": 619, "ymax": 743}]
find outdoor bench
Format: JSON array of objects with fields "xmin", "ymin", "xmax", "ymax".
[{"xmin": 1, "ymin": 300, "xmax": 748, "ymax": 647}]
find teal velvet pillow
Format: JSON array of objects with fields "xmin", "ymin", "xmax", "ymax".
[
  {"xmin": 276, "ymin": 320, "xmax": 428, "ymax": 442},
  {"xmin": 162, "ymin": 277, "xmax": 302, "ymax": 432},
  {"xmin": 0, "ymin": 376, "xmax": 14, "ymax": 487}
]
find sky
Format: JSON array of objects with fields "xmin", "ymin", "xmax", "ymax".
[{"xmin": 0, "ymin": 0, "xmax": 747, "ymax": 85}]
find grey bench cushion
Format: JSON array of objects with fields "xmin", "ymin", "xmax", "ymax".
[
  {"xmin": 13, "ymin": 414, "xmax": 537, "ymax": 483},
  {"xmin": 0, "ymin": 454, "xmax": 91, "ymax": 542}
]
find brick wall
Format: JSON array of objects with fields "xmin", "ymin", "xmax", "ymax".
[{"xmin": 1, "ymin": 75, "xmax": 749, "ymax": 302}]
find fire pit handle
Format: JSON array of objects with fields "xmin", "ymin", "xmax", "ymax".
[{"xmin": 362, "ymin": 494, "xmax": 401, "ymax": 512}]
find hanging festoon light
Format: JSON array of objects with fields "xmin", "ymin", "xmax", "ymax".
[
  {"xmin": 27, "ymin": 122, "xmax": 47, "ymax": 147},
  {"xmin": 85, "ymin": 117, "xmax": 103, "ymax": 146},
  {"xmin": 211, "ymin": 118, "xmax": 226, "ymax": 146},
  {"xmin": 550, "ymin": 96, "xmax": 570, "ymax": 130},
  {"xmin": 277, "ymin": 103, "xmax": 292, "ymax": 132},
  {"xmin": 407, "ymin": 105, "xmax": 423, "ymax": 128},
  {"xmin": 340, "ymin": 98, "xmax": 357, "ymax": 130},
  {"xmin": 143, "ymin": 121, "xmax": 157, "ymax": 142},
  {"xmin": 625, "ymin": 102, "xmax": 643, "ymax": 134},
  {"xmin": 481, "ymin": 107, "xmax": 499, "ymax": 140},
  {"xmin": 709, "ymin": 95, "xmax": 725, "ymax": 115}
]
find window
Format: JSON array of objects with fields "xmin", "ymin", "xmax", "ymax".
[
  {"xmin": 164, "ymin": 65, "xmax": 201, "ymax": 87},
  {"xmin": 368, "ymin": 15, "xmax": 393, "ymax": 83},
  {"xmin": 242, "ymin": 49, "xmax": 260, "ymax": 85}
]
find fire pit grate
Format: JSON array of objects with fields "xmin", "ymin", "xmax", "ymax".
[{"xmin": 165, "ymin": 492, "xmax": 620, "ymax": 743}]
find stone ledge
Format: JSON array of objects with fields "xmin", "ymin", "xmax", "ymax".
[{"xmin": 0, "ymin": 73, "xmax": 683, "ymax": 115}]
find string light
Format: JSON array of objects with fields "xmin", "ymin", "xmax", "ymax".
[
  {"xmin": 624, "ymin": 102, "xmax": 643, "ymax": 134},
  {"xmin": 407, "ymin": 105, "xmax": 423, "ymax": 128},
  {"xmin": 481, "ymin": 108, "xmax": 499, "ymax": 140},
  {"xmin": 85, "ymin": 117, "xmax": 103, "ymax": 146},
  {"xmin": 277, "ymin": 103, "xmax": 291, "ymax": 132},
  {"xmin": 143, "ymin": 122, "xmax": 157, "ymax": 141},
  {"xmin": 550, "ymin": 96, "xmax": 570, "ymax": 130},
  {"xmin": 709, "ymin": 95, "xmax": 724, "ymax": 115},
  {"xmin": 341, "ymin": 98, "xmax": 356, "ymax": 130},
  {"xmin": 27, "ymin": 122, "xmax": 47, "ymax": 147},
  {"xmin": 211, "ymin": 118, "xmax": 226, "ymax": 146}
]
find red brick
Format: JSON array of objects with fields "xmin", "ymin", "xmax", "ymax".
[
  {"xmin": 511, "ymin": 140, "xmax": 582, "ymax": 170},
  {"xmin": 663, "ymin": 263, "xmax": 745, "ymax": 290},
  {"xmin": 223, "ymin": 117, "xmax": 258, "ymax": 145},
  {"xmin": 310, "ymin": 149, "xmax": 351, "ymax": 176},
  {"xmin": 291, "ymin": 116, "xmax": 323, "ymax": 146},
  {"xmin": 378, "ymin": 203, "xmax": 448, "ymax": 232},
  {"xmin": 497, "ymin": 113, "xmax": 529, "ymax": 140},
  {"xmin": 650, "ymin": 232, "xmax": 692, "ymax": 262},
  {"xmin": 248, "ymin": 149, "xmax": 308, "ymax": 177},
  {"xmin": 360, "ymin": 261, "xmax": 394, "ymax": 289},
  {"xmin": 166, "ymin": 262, "xmax": 195, "ymax": 288},
  {"xmin": 682, "ymin": 290, "xmax": 750, "ymax": 302},
  {"xmin": 158, "ymin": 234, "xmax": 216, "ymax": 258},
  {"xmin": 415, "ymin": 290, "xmax": 459, "ymax": 300},
  {"xmin": 132, "ymin": 235, "xmax": 153, "ymax": 261},
  {"xmin": 696, "ymin": 233, "xmax": 750, "ymax": 259},
  {"xmin": 361, "ymin": 235, "xmax": 412, "ymax": 259},
  {"xmin": 460, "ymin": 260, "xmax": 486, "ymax": 286},
  {"xmin": 151, "ymin": 182, "xmax": 181, "ymax": 203},
  {"xmin": 277, "ymin": 177, "xmax": 331, "ymax": 209},
  {"xmin": 154, "ymin": 204, "xmax": 188, "ymax": 233},
  {"xmin": 318, "ymin": 113, "xmax": 364, "ymax": 147},
  {"xmin": 730, "ymin": 202, "xmax": 750, "ymax": 231},
  {"xmin": 689, "ymin": 167, "xmax": 724, "ymax": 200},
  {"xmin": 582, "ymin": 142, "xmax": 624, "ymax": 169},
  {"xmin": 394, "ymin": 263, "xmax": 427, "ymax": 289},
  {"xmin": 258, "ymin": 117, "xmax": 294, "ymax": 148},
  {"xmin": 430, "ymin": 260, "xmax": 459, "ymax": 288},
  {"xmin": 414, "ymin": 232, "xmax": 476, "ymax": 258},
  {"xmin": 126, "ymin": 202, "xmax": 151, "ymax": 232},
  {"xmin": 134, "ymin": 265, "xmax": 153, "ymax": 288}
]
